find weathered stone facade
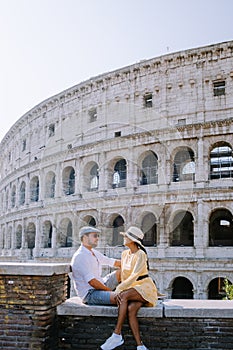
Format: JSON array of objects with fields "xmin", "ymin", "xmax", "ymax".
[{"xmin": 0, "ymin": 40, "xmax": 233, "ymax": 299}]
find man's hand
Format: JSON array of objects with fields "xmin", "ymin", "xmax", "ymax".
[{"xmin": 88, "ymin": 278, "xmax": 111, "ymax": 291}]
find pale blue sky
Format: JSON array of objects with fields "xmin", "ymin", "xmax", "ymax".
[{"xmin": 0, "ymin": 0, "xmax": 232, "ymax": 142}]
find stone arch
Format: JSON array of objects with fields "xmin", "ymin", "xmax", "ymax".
[
  {"xmin": 207, "ymin": 277, "xmax": 231, "ymax": 300},
  {"xmin": 82, "ymin": 161, "xmax": 99, "ymax": 192},
  {"xmin": 108, "ymin": 214, "xmax": 125, "ymax": 246},
  {"xmin": 81, "ymin": 215, "xmax": 97, "ymax": 227},
  {"xmin": 138, "ymin": 150, "xmax": 158, "ymax": 185},
  {"xmin": 140, "ymin": 212, "xmax": 157, "ymax": 246},
  {"xmin": 11, "ymin": 185, "xmax": 16, "ymax": 208},
  {"xmin": 109, "ymin": 157, "xmax": 127, "ymax": 189},
  {"xmin": 42, "ymin": 220, "xmax": 53, "ymax": 248},
  {"xmin": 30, "ymin": 176, "xmax": 39, "ymax": 202},
  {"xmin": 44, "ymin": 171, "xmax": 56, "ymax": 198},
  {"xmin": 170, "ymin": 210, "xmax": 194, "ymax": 246},
  {"xmin": 19, "ymin": 181, "xmax": 26, "ymax": 205},
  {"xmin": 62, "ymin": 166, "xmax": 75, "ymax": 196},
  {"xmin": 6, "ymin": 226, "xmax": 12, "ymax": 249},
  {"xmin": 26, "ymin": 222, "xmax": 36, "ymax": 250},
  {"xmin": 15, "ymin": 224, "xmax": 22, "ymax": 249},
  {"xmin": 209, "ymin": 208, "xmax": 233, "ymax": 246},
  {"xmin": 171, "ymin": 276, "xmax": 194, "ymax": 299},
  {"xmin": 172, "ymin": 147, "xmax": 195, "ymax": 182},
  {"xmin": 58, "ymin": 218, "xmax": 73, "ymax": 247}
]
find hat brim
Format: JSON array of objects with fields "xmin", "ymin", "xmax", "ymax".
[{"xmin": 120, "ymin": 231, "xmax": 144, "ymax": 247}]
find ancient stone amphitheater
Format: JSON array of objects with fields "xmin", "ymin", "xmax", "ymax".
[{"xmin": 1, "ymin": 40, "xmax": 233, "ymax": 299}]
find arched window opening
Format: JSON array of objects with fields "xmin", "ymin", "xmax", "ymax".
[
  {"xmin": 16, "ymin": 225, "xmax": 22, "ymax": 249},
  {"xmin": 112, "ymin": 216, "xmax": 124, "ymax": 246},
  {"xmin": 89, "ymin": 164, "xmax": 99, "ymax": 191},
  {"xmin": 209, "ymin": 209, "xmax": 233, "ymax": 246},
  {"xmin": 140, "ymin": 152, "xmax": 158, "ymax": 185},
  {"xmin": 141, "ymin": 213, "xmax": 157, "ymax": 246},
  {"xmin": 6, "ymin": 227, "xmax": 12, "ymax": 249},
  {"xmin": 210, "ymin": 143, "xmax": 233, "ymax": 179},
  {"xmin": 59, "ymin": 219, "xmax": 73, "ymax": 248},
  {"xmin": 63, "ymin": 167, "xmax": 75, "ymax": 195},
  {"xmin": 5, "ymin": 190, "xmax": 9, "ymax": 210},
  {"xmin": 45, "ymin": 172, "xmax": 56, "ymax": 198},
  {"xmin": 171, "ymin": 211, "xmax": 194, "ymax": 246},
  {"xmin": 30, "ymin": 176, "xmax": 39, "ymax": 202},
  {"xmin": 88, "ymin": 217, "xmax": 96, "ymax": 226},
  {"xmin": 208, "ymin": 277, "xmax": 229, "ymax": 299},
  {"xmin": 112, "ymin": 159, "xmax": 127, "ymax": 188},
  {"xmin": 11, "ymin": 185, "xmax": 16, "ymax": 208},
  {"xmin": 171, "ymin": 277, "xmax": 194, "ymax": 299},
  {"xmin": 173, "ymin": 148, "xmax": 195, "ymax": 182},
  {"xmin": 19, "ymin": 181, "xmax": 26, "ymax": 205},
  {"xmin": 26, "ymin": 223, "xmax": 36, "ymax": 250},
  {"xmin": 42, "ymin": 221, "xmax": 53, "ymax": 248},
  {"xmin": 1, "ymin": 228, "xmax": 5, "ymax": 249}
]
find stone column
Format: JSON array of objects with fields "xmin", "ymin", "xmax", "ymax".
[{"xmin": 195, "ymin": 199, "xmax": 204, "ymax": 258}]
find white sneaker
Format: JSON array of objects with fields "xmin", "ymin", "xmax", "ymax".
[
  {"xmin": 101, "ymin": 332, "xmax": 124, "ymax": 350},
  {"xmin": 137, "ymin": 345, "xmax": 149, "ymax": 350}
]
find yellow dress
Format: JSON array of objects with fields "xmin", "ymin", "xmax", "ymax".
[{"xmin": 115, "ymin": 248, "xmax": 157, "ymax": 307}]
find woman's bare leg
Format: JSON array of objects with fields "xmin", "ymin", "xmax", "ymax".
[
  {"xmin": 128, "ymin": 301, "xmax": 144, "ymax": 346},
  {"xmin": 114, "ymin": 288, "xmax": 146, "ymax": 335}
]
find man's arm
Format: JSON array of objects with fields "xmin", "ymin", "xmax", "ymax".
[
  {"xmin": 88, "ymin": 278, "xmax": 111, "ymax": 291},
  {"xmin": 114, "ymin": 259, "xmax": 121, "ymax": 268}
]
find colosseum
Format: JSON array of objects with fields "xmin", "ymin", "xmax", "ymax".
[{"xmin": 0, "ymin": 40, "xmax": 233, "ymax": 299}]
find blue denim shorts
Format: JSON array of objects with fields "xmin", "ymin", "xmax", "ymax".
[{"xmin": 83, "ymin": 271, "xmax": 118, "ymax": 305}]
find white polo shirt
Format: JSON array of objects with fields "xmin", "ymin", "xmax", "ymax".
[{"xmin": 71, "ymin": 245, "xmax": 116, "ymax": 299}]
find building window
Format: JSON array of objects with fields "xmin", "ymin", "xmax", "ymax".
[
  {"xmin": 30, "ymin": 176, "xmax": 39, "ymax": 202},
  {"xmin": 62, "ymin": 167, "xmax": 75, "ymax": 195},
  {"xmin": 112, "ymin": 215, "xmax": 124, "ymax": 246},
  {"xmin": 89, "ymin": 164, "xmax": 99, "ymax": 191},
  {"xmin": 112, "ymin": 159, "xmax": 127, "ymax": 188},
  {"xmin": 88, "ymin": 107, "xmax": 97, "ymax": 122},
  {"xmin": 208, "ymin": 278, "xmax": 228, "ymax": 300},
  {"xmin": 140, "ymin": 151, "xmax": 158, "ymax": 185},
  {"xmin": 11, "ymin": 186, "xmax": 16, "ymax": 208},
  {"xmin": 213, "ymin": 81, "xmax": 225, "ymax": 96},
  {"xmin": 141, "ymin": 213, "xmax": 157, "ymax": 246},
  {"xmin": 209, "ymin": 209, "xmax": 233, "ymax": 246},
  {"xmin": 45, "ymin": 172, "xmax": 56, "ymax": 198},
  {"xmin": 48, "ymin": 124, "xmax": 55, "ymax": 137},
  {"xmin": 114, "ymin": 131, "xmax": 121, "ymax": 137},
  {"xmin": 171, "ymin": 277, "xmax": 194, "ymax": 299},
  {"xmin": 144, "ymin": 93, "xmax": 152, "ymax": 108},
  {"xmin": 173, "ymin": 148, "xmax": 195, "ymax": 182},
  {"xmin": 19, "ymin": 181, "xmax": 26, "ymax": 205},
  {"xmin": 209, "ymin": 143, "xmax": 233, "ymax": 179},
  {"xmin": 22, "ymin": 139, "xmax": 26, "ymax": 151},
  {"xmin": 170, "ymin": 211, "xmax": 194, "ymax": 246}
]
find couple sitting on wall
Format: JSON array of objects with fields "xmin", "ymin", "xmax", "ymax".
[{"xmin": 71, "ymin": 225, "xmax": 160, "ymax": 350}]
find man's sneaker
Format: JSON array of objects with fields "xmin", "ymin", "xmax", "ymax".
[
  {"xmin": 100, "ymin": 332, "xmax": 124, "ymax": 350},
  {"xmin": 137, "ymin": 344, "xmax": 149, "ymax": 350}
]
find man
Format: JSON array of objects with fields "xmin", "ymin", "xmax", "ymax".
[{"xmin": 71, "ymin": 226, "xmax": 121, "ymax": 305}]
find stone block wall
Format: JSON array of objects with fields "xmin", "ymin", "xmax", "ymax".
[
  {"xmin": 0, "ymin": 263, "xmax": 70, "ymax": 350},
  {"xmin": 58, "ymin": 316, "xmax": 233, "ymax": 350}
]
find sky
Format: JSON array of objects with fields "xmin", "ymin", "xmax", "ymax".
[{"xmin": 0, "ymin": 0, "xmax": 233, "ymax": 142}]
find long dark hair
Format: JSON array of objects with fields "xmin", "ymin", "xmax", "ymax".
[{"xmin": 136, "ymin": 242, "xmax": 150, "ymax": 270}]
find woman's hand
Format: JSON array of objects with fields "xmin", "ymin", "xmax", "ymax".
[{"xmin": 116, "ymin": 292, "xmax": 123, "ymax": 306}]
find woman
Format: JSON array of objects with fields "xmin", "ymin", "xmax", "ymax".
[{"xmin": 100, "ymin": 226, "xmax": 157, "ymax": 350}]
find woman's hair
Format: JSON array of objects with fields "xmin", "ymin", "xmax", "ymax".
[{"xmin": 136, "ymin": 242, "xmax": 150, "ymax": 270}]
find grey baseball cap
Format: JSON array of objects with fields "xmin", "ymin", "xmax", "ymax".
[{"xmin": 79, "ymin": 226, "xmax": 101, "ymax": 239}]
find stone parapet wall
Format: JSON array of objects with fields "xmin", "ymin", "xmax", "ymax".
[{"xmin": 57, "ymin": 298, "xmax": 233, "ymax": 350}]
